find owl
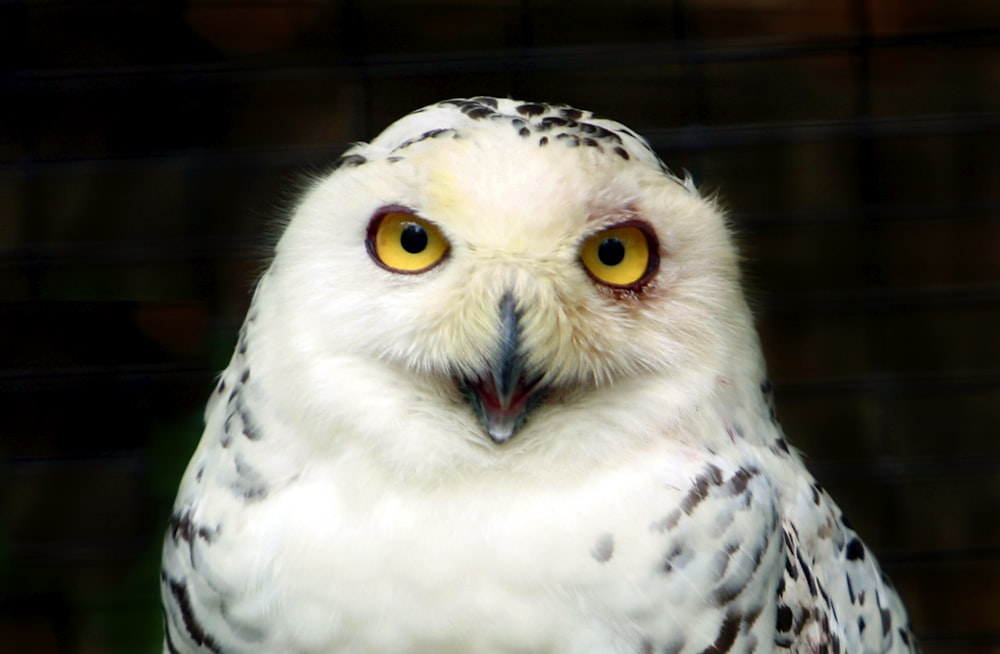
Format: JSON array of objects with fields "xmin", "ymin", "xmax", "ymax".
[{"xmin": 161, "ymin": 97, "xmax": 918, "ymax": 654}]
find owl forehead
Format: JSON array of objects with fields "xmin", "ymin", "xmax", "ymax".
[{"xmin": 362, "ymin": 97, "xmax": 670, "ymax": 174}]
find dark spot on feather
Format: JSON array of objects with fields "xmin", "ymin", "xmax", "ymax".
[
  {"xmin": 332, "ymin": 153, "xmax": 367, "ymax": 170},
  {"xmin": 661, "ymin": 543, "xmax": 690, "ymax": 574},
  {"xmin": 167, "ymin": 577, "xmax": 223, "ymax": 653},
  {"xmin": 681, "ymin": 481, "xmax": 710, "ymax": 515},
  {"xmin": 541, "ymin": 116, "xmax": 571, "ymax": 129},
  {"xmin": 796, "ymin": 549, "xmax": 817, "ymax": 596},
  {"xmin": 170, "ymin": 511, "xmax": 217, "ymax": 544},
  {"xmin": 713, "ymin": 535, "xmax": 767, "ymax": 606},
  {"xmin": 776, "ymin": 605, "xmax": 793, "ymax": 632},
  {"xmin": 441, "ymin": 99, "xmax": 498, "ymax": 121},
  {"xmin": 613, "ymin": 146, "xmax": 630, "ymax": 160},
  {"xmin": 465, "ymin": 106, "xmax": 495, "ymax": 120},
  {"xmin": 516, "ymin": 102, "xmax": 547, "ymax": 116},
  {"xmin": 744, "ymin": 604, "xmax": 764, "ymax": 630},
  {"xmin": 784, "ymin": 555, "xmax": 798, "ymax": 580},
  {"xmin": 845, "ymin": 538, "xmax": 865, "ymax": 561},
  {"xmin": 651, "ymin": 509, "xmax": 682, "ymax": 533},
  {"xmin": 236, "ymin": 397, "xmax": 262, "ymax": 441},
  {"xmin": 727, "ymin": 467, "xmax": 756, "ymax": 495},
  {"xmin": 243, "ymin": 487, "xmax": 267, "ymax": 501},
  {"xmin": 880, "ymin": 607, "xmax": 892, "ymax": 636},
  {"xmin": 423, "ymin": 128, "xmax": 452, "ymax": 139},
  {"xmin": 592, "ymin": 533, "xmax": 614, "ymax": 563},
  {"xmin": 233, "ymin": 455, "xmax": 269, "ymax": 502},
  {"xmin": 700, "ymin": 610, "xmax": 740, "ymax": 654},
  {"xmin": 164, "ymin": 613, "xmax": 181, "ymax": 654},
  {"xmin": 713, "ymin": 580, "xmax": 743, "ymax": 606},
  {"xmin": 681, "ymin": 464, "xmax": 724, "ymax": 515},
  {"xmin": 168, "ymin": 510, "xmax": 194, "ymax": 544},
  {"xmin": 556, "ymin": 132, "xmax": 580, "ymax": 146},
  {"xmin": 710, "ymin": 547, "xmax": 734, "ymax": 582},
  {"xmin": 578, "ymin": 122, "xmax": 621, "ymax": 142}
]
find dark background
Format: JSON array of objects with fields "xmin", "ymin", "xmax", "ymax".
[{"xmin": 2, "ymin": 1, "xmax": 998, "ymax": 652}]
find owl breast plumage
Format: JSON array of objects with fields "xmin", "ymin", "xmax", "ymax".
[{"xmin": 161, "ymin": 97, "xmax": 918, "ymax": 654}]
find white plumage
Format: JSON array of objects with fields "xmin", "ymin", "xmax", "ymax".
[{"xmin": 162, "ymin": 97, "xmax": 918, "ymax": 654}]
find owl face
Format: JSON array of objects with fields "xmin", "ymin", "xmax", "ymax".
[{"xmin": 266, "ymin": 98, "xmax": 752, "ymax": 452}]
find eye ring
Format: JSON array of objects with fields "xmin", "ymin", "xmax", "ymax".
[
  {"xmin": 366, "ymin": 206, "xmax": 450, "ymax": 274},
  {"xmin": 579, "ymin": 220, "xmax": 659, "ymax": 290}
]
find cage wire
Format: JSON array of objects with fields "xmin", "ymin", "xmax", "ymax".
[{"xmin": 1, "ymin": 0, "xmax": 998, "ymax": 652}]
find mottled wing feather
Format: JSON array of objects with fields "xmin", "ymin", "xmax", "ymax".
[{"xmin": 776, "ymin": 476, "xmax": 919, "ymax": 654}]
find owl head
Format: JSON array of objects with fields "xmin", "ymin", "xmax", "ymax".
[{"xmin": 253, "ymin": 98, "xmax": 759, "ymax": 471}]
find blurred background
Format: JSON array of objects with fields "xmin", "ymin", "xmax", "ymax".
[{"xmin": 1, "ymin": 0, "xmax": 998, "ymax": 652}]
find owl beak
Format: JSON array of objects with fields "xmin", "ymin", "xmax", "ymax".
[
  {"xmin": 459, "ymin": 294, "xmax": 543, "ymax": 444},
  {"xmin": 493, "ymin": 293, "xmax": 523, "ymax": 408}
]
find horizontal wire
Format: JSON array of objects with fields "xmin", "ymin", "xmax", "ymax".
[
  {"xmin": 4, "ymin": 27, "xmax": 999, "ymax": 92},
  {"xmin": 0, "ymin": 362, "xmax": 211, "ymax": 393},
  {"xmin": 5, "ymin": 110, "xmax": 996, "ymax": 176},
  {"xmin": 773, "ymin": 368, "xmax": 1000, "ymax": 398}
]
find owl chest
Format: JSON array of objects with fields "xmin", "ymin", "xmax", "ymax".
[
  {"xmin": 224, "ymin": 451, "xmax": 785, "ymax": 653},
  {"xmin": 260, "ymin": 465, "xmax": 660, "ymax": 600}
]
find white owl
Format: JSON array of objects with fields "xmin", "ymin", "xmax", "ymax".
[{"xmin": 161, "ymin": 97, "xmax": 918, "ymax": 654}]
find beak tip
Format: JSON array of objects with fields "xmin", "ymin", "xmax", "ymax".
[{"xmin": 486, "ymin": 417, "xmax": 517, "ymax": 444}]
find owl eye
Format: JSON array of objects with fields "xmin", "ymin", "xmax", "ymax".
[
  {"xmin": 367, "ymin": 208, "xmax": 450, "ymax": 273},
  {"xmin": 580, "ymin": 222, "xmax": 658, "ymax": 289}
]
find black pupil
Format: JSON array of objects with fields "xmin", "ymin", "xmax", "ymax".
[
  {"xmin": 400, "ymin": 223, "xmax": 428, "ymax": 254},
  {"xmin": 597, "ymin": 238, "xmax": 626, "ymax": 266}
]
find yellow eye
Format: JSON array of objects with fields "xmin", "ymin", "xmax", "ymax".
[
  {"xmin": 580, "ymin": 223, "xmax": 658, "ymax": 288},
  {"xmin": 367, "ymin": 209, "xmax": 450, "ymax": 273}
]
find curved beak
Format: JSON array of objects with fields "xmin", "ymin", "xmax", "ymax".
[
  {"xmin": 493, "ymin": 293, "xmax": 523, "ymax": 410},
  {"xmin": 460, "ymin": 293, "xmax": 543, "ymax": 443}
]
